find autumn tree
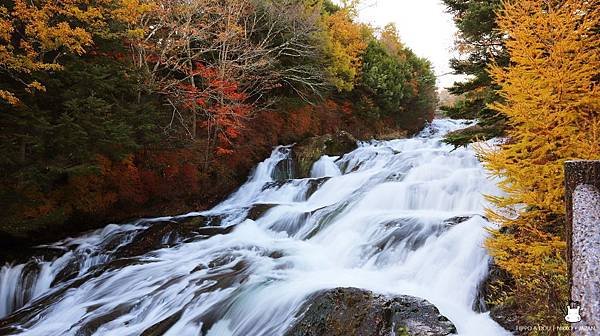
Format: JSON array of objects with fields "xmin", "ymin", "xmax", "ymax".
[
  {"xmin": 131, "ymin": 0, "xmax": 326, "ymax": 155},
  {"xmin": 479, "ymin": 0, "xmax": 599, "ymax": 326},
  {"xmin": 322, "ymin": 2, "xmax": 371, "ymax": 92},
  {"xmin": 0, "ymin": 0, "xmax": 136, "ymax": 105}
]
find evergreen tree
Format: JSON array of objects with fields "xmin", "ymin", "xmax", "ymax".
[{"xmin": 441, "ymin": 0, "xmax": 508, "ymax": 146}]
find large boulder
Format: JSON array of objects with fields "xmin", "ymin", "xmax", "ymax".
[
  {"xmin": 285, "ymin": 287, "xmax": 456, "ymax": 336},
  {"xmin": 292, "ymin": 132, "xmax": 357, "ymax": 178}
]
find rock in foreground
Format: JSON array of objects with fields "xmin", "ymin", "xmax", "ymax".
[{"xmin": 285, "ymin": 287, "xmax": 456, "ymax": 336}]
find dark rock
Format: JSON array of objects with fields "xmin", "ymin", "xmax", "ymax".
[
  {"xmin": 489, "ymin": 303, "xmax": 520, "ymax": 335},
  {"xmin": 272, "ymin": 150, "xmax": 295, "ymax": 181},
  {"xmin": 247, "ymin": 203, "xmax": 278, "ymax": 220},
  {"xmin": 114, "ymin": 215, "xmax": 225, "ymax": 258},
  {"xmin": 304, "ymin": 177, "xmax": 330, "ymax": 199},
  {"xmin": 174, "ymin": 214, "xmax": 223, "ymax": 227},
  {"xmin": 114, "ymin": 220, "xmax": 180, "ymax": 258},
  {"xmin": 473, "ymin": 261, "xmax": 519, "ymax": 333},
  {"xmin": 372, "ymin": 219, "xmax": 442, "ymax": 253},
  {"xmin": 285, "ymin": 287, "xmax": 456, "ymax": 336},
  {"xmin": 196, "ymin": 226, "xmax": 235, "ymax": 237},
  {"xmin": 50, "ymin": 259, "xmax": 81, "ymax": 287},
  {"xmin": 75, "ymin": 303, "xmax": 133, "ymax": 336},
  {"xmin": 262, "ymin": 180, "xmax": 287, "ymax": 191},
  {"xmin": 443, "ymin": 121, "xmax": 505, "ymax": 148},
  {"xmin": 140, "ymin": 311, "xmax": 183, "ymax": 336},
  {"xmin": 442, "ymin": 216, "xmax": 473, "ymax": 227},
  {"xmin": 0, "ymin": 245, "xmax": 67, "ymax": 266},
  {"xmin": 268, "ymin": 250, "xmax": 284, "ymax": 259},
  {"xmin": 292, "ymin": 131, "xmax": 357, "ymax": 178}
]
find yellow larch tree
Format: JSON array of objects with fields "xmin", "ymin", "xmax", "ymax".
[
  {"xmin": 323, "ymin": 3, "xmax": 371, "ymax": 92},
  {"xmin": 479, "ymin": 0, "xmax": 599, "ymax": 327}
]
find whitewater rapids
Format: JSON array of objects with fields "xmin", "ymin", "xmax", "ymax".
[{"xmin": 0, "ymin": 119, "xmax": 511, "ymax": 336}]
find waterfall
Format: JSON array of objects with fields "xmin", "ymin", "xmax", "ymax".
[
  {"xmin": 310, "ymin": 155, "xmax": 341, "ymax": 178},
  {"xmin": 0, "ymin": 119, "xmax": 510, "ymax": 336}
]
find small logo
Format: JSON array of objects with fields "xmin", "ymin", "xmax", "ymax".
[{"xmin": 565, "ymin": 300, "xmax": 581, "ymax": 323}]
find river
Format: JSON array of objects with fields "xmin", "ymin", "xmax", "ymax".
[{"xmin": 0, "ymin": 119, "xmax": 510, "ymax": 336}]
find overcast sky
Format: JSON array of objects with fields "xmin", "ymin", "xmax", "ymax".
[{"xmin": 351, "ymin": 0, "xmax": 464, "ymax": 90}]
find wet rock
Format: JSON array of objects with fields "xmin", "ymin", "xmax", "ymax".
[
  {"xmin": 140, "ymin": 311, "xmax": 183, "ymax": 336},
  {"xmin": 489, "ymin": 303, "xmax": 520, "ymax": 335},
  {"xmin": 374, "ymin": 220, "xmax": 440, "ymax": 253},
  {"xmin": 114, "ymin": 221, "xmax": 180, "ymax": 258},
  {"xmin": 292, "ymin": 131, "xmax": 357, "ymax": 178},
  {"xmin": 75, "ymin": 303, "xmax": 133, "ymax": 336},
  {"xmin": 304, "ymin": 177, "xmax": 330, "ymax": 199},
  {"xmin": 443, "ymin": 121, "xmax": 505, "ymax": 148},
  {"xmin": 0, "ymin": 243, "xmax": 72, "ymax": 266},
  {"xmin": 262, "ymin": 180, "xmax": 287, "ymax": 191},
  {"xmin": 196, "ymin": 226, "xmax": 235, "ymax": 237},
  {"xmin": 175, "ymin": 214, "xmax": 223, "ymax": 227},
  {"xmin": 442, "ymin": 216, "xmax": 473, "ymax": 227},
  {"xmin": 285, "ymin": 287, "xmax": 456, "ymax": 336},
  {"xmin": 272, "ymin": 151, "xmax": 296, "ymax": 181},
  {"xmin": 114, "ymin": 215, "xmax": 225, "ymax": 258},
  {"xmin": 0, "ymin": 267, "xmax": 106, "ymax": 330},
  {"xmin": 304, "ymin": 201, "xmax": 351, "ymax": 239},
  {"xmin": 268, "ymin": 250, "xmax": 285, "ymax": 259},
  {"xmin": 51, "ymin": 259, "xmax": 81, "ymax": 287},
  {"xmin": 247, "ymin": 203, "xmax": 278, "ymax": 220}
]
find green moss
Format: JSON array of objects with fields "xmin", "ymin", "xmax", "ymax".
[{"xmin": 394, "ymin": 326, "xmax": 410, "ymax": 336}]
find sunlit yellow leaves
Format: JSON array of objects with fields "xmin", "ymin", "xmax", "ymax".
[
  {"xmin": 323, "ymin": 5, "xmax": 370, "ymax": 92},
  {"xmin": 0, "ymin": 0, "xmax": 145, "ymax": 105},
  {"xmin": 0, "ymin": 90, "xmax": 19, "ymax": 105},
  {"xmin": 112, "ymin": 0, "xmax": 157, "ymax": 40},
  {"xmin": 379, "ymin": 23, "xmax": 405, "ymax": 58}
]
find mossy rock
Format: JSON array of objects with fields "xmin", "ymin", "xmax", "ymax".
[
  {"xmin": 284, "ymin": 287, "xmax": 456, "ymax": 336},
  {"xmin": 443, "ymin": 120, "xmax": 505, "ymax": 148},
  {"xmin": 292, "ymin": 131, "xmax": 357, "ymax": 178}
]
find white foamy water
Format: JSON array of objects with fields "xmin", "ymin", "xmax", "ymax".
[{"xmin": 0, "ymin": 119, "xmax": 510, "ymax": 336}]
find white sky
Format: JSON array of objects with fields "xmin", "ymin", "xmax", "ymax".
[{"xmin": 350, "ymin": 0, "xmax": 465, "ymax": 90}]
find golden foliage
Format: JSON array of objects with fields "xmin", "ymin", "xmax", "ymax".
[
  {"xmin": 323, "ymin": 5, "xmax": 370, "ymax": 92},
  {"xmin": 0, "ymin": 0, "xmax": 146, "ymax": 105},
  {"xmin": 479, "ymin": 0, "xmax": 599, "ymax": 327}
]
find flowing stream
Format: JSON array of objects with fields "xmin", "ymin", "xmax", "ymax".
[{"xmin": 0, "ymin": 119, "xmax": 510, "ymax": 336}]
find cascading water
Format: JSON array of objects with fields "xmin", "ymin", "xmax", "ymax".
[{"xmin": 0, "ymin": 119, "xmax": 511, "ymax": 336}]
